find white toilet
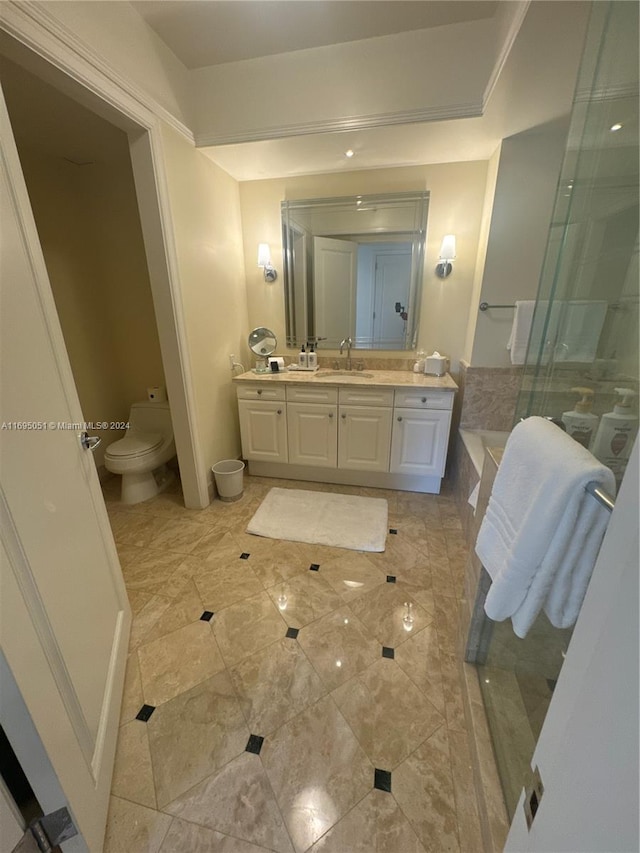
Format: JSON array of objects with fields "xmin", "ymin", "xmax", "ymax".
[{"xmin": 104, "ymin": 401, "xmax": 176, "ymax": 505}]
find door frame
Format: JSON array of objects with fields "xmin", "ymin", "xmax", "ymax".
[{"xmin": 0, "ymin": 5, "xmax": 209, "ymax": 510}]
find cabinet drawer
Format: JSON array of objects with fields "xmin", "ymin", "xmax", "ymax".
[
  {"xmin": 393, "ymin": 389, "xmax": 454, "ymax": 410},
  {"xmin": 338, "ymin": 387, "xmax": 394, "ymax": 407},
  {"xmin": 236, "ymin": 384, "xmax": 286, "ymax": 402},
  {"xmin": 287, "ymin": 385, "xmax": 338, "ymax": 405}
]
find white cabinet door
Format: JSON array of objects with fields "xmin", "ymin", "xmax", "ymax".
[
  {"xmin": 287, "ymin": 403, "xmax": 337, "ymax": 468},
  {"xmin": 238, "ymin": 400, "xmax": 288, "ymax": 462},
  {"xmin": 390, "ymin": 408, "xmax": 452, "ymax": 477},
  {"xmin": 338, "ymin": 406, "xmax": 392, "ymax": 472}
]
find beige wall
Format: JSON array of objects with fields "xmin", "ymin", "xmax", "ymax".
[
  {"xmin": 18, "ymin": 144, "xmax": 165, "ymax": 467},
  {"xmin": 239, "ymin": 162, "xmax": 489, "ymax": 374},
  {"xmin": 159, "ymin": 124, "xmax": 249, "ymax": 480},
  {"xmin": 470, "ymin": 120, "xmax": 569, "ymax": 366}
]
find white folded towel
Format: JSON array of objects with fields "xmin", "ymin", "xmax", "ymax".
[
  {"xmin": 554, "ymin": 300, "xmax": 608, "ymax": 362},
  {"xmin": 475, "ymin": 417, "xmax": 616, "ymax": 638},
  {"xmin": 507, "ymin": 299, "xmax": 608, "ymax": 365},
  {"xmin": 507, "ymin": 300, "xmax": 536, "ymax": 365}
]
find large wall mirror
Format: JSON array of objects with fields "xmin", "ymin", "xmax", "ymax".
[{"xmin": 282, "ymin": 191, "xmax": 429, "ymax": 350}]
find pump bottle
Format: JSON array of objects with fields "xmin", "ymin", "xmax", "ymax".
[
  {"xmin": 561, "ymin": 387, "xmax": 599, "ymax": 449},
  {"xmin": 591, "ymin": 387, "xmax": 638, "ymax": 478}
]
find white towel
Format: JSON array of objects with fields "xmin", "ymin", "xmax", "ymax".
[
  {"xmin": 507, "ymin": 300, "xmax": 535, "ymax": 365},
  {"xmin": 475, "ymin": 417, "xmax": 615, "ymax": 638},
  {"xmin": 507, "ymin": 299, "xmax": 608, "ymax": 365},
  {"xmin": 554, "ymin": 300, "xmax": 608, "ymax": 362}
]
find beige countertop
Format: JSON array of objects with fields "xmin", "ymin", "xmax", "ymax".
[{"xmin": 233, "ymin": 368, "xmax": 458, "ymax": 391}]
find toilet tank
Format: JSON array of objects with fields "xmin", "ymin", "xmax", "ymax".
[{"xmin": 129, "ymin": 401, "xmax": 173, "ymax": 437}]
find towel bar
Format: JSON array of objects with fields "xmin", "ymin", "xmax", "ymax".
[
  {"xmin": 479, "ymin": 302, "xmax": 516, "ymax": 311},
  {"xmin": 585, "ymin": 481, "xmax": 615, "ymax": 512}
]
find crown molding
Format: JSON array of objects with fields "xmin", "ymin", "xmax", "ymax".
[
  {"xmin": 1, "ymin": 1, "xmax": 194, "ymax": 143},
  {"xmin": 482, "ymin": 0, "xmax": 530, "ymax": 111},
  {"xmin": 194, "ymin": 101, "xmax": 484, "ymax": 148}
]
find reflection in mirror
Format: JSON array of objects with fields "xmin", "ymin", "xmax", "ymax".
[{"xmin": 282, "ymin": 192, "xmax": 429, "ymax": 350}]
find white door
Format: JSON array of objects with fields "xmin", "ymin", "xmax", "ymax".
[
  {"xmin": 390, "ymin": 408, "xmax": 452, "ymax": 477},
  {"xmin": 287, "ymin": 403, "xmax": 337, "ymax": 468},
  {"xmin": 372, "ymin": 247, "xmax": 412, "ymax": 348},
  {"xmin": 338, "ymin": 406, "xmax": 392, "ymax": 472},
  {"xmin": 0, "ymin": 91, "xmax": 130, "ymax": 851},
  {"xmin": 238, "ymin": 400, "xmax": 288, "ymax": 462},
  {"xmin": 313, "ymin": 236, "xmax": 357, "ymax": 343}
]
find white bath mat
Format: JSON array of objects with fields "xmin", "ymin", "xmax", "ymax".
[{"xmin": 246, "ymin": 488, "xmax": 388, "ymax": 552}]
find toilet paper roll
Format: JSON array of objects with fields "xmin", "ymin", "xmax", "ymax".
[{"xmin": 147, "ymin": 386, "xmax": 167, "ymax": 402}]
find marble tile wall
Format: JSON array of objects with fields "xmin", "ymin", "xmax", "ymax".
[{"xmin": 458, "ymin": 361, "xmax": 521, "ymax": 431}]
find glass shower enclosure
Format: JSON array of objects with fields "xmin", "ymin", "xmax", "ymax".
[{"xmin": 472, "ymin": 0, "xmax": 639, "ymax": 819}]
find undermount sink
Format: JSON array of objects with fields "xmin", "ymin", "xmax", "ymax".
[{"xmin": 316, "ymin": 370, "xmax": 374, "ymax": 379}]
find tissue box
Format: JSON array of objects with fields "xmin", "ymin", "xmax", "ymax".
[{"xmin": 424, "ymin": 354, "xmax": 449, "ymax": 376}]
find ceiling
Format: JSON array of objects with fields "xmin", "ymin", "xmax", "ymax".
[{"xmin": 132, "ymin": 0, "xmax": 498, "ymax": 69}]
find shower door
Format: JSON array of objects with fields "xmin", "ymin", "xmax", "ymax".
[{"xmin": 475, "ymin": 0, "xmax": 639, "ymax": 819}]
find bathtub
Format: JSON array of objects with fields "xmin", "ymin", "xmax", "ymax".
[{"xmin": 459, "ymin": 428, "xmax": 510, "ymax": 479}]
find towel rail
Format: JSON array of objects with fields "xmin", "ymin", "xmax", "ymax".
[
  {"xmin": 479, "ymin": 302, "xmax": 515, "ymax": 311},
  {"xmin": 585, "ymin": 481, "xmax": 615, "ymax": 512}
]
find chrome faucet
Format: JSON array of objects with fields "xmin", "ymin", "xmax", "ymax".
[{"xmin": 339, "ymin": 337, "xmax": 353, "ymax": 370}]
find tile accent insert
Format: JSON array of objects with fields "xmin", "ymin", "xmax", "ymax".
[
  {"xmin": 200, "ymin": 610, "xmax": 214, "ymax": 622},
  {"xmin": 286, "ymin": 627, "xmax": 300, "ymax": 639},
  {"xmin": 382, "ymin": 647, "xmax": 395, "ymax": 659},
  {"xmin": 135, "ymin": 704, "xmax": 155, "ymax": 722},
  {"xmin": 246, "ymin": 734, "xmax": 265, "ymax": 755},
  {"xmin": 374, "ymin": 768, "xmax": 392, "ymax": 792}
]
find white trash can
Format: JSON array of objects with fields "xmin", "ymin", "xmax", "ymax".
[{"xmin": 212, "ymin": 459, "xmax": 245, "ymax": 502}]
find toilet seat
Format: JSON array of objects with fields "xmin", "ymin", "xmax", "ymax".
[{"xmin": 105, "ymin": 429, "xmax": 163, "ymax": 459}]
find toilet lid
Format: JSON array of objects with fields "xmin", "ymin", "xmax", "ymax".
[{"xmin": 105, "ymin": 430, "xmax": 163, "ymax": 458}]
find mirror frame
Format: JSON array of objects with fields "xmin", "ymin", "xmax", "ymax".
[{"xmin": 281, "ymin": 191, "xmax": 429, "ymax": 350}]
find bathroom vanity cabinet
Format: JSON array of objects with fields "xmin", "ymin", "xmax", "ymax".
[{"xmin": 235, "ymin": 370, "xmax": 457, "ymax": 493}]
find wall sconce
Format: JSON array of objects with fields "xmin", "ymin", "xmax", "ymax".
[
  {"xmin": 435, "ymin": 234, "xmax": 456, "ymax": 278},
  {"xmin": 258, "ymin": 243, "xmax": 277, "ymax": 282}
]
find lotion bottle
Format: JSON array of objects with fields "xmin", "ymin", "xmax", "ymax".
[
  {"xmin": 561, "ymin": 387, "xmax": 599, "ymax": 449},
  {"xmin": 591, "ymin": 387, "xmax": 638, "ymax": 477},
  {"xmin": 307, "ymin": 344, "xmax": 318, "ymax": 369},
  {"xmin": 298, "ymin": 344, "xmax": 308, "ymax": 368}
]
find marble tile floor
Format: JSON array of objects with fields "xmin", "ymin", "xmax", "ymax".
[{"xmin": 102, "ymin": 473, "xmax": 483, "ymax": 853}]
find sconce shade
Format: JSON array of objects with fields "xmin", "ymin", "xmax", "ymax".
[
  {"xmin": 257, "ymin": 243, "xmax": 271, "ymax": 267},
  {"xmin": 436, "ymin": 234, "xmax": 456, "ymax": 278},
  {"xmin": 258, "ymin": 242, "xmax": 278, "ymax": 282},
  {"xmin": 439, "ymin": 234, "xmax": 456, "ymax": 260}
]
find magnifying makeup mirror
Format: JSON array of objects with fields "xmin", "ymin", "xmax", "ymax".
[{"xmin": 248, "ymin": 327, "xmax": 277, "ymax": 373}]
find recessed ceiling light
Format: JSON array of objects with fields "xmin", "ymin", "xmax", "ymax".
[
  {"xmin": 610, "ymin": 123, "xmax": 623, "ymax": 132},
  {"xmin": 345, "ymin": 149, "xmax": 355, "ymax": 158}
]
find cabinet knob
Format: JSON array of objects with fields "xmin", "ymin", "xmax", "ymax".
[
  {"xmin": 341, "ymin": 413, "xmax": 346, "ymax": 419},
  {"xmin": 421, "ymin": 397, "xmax": 427, "ymax": 403},
  {"xmin": 397, "ymin": 416, "xmax": 403, "ymax": 422},
  {"xmin": 257, "ymin": 389, "xmax": 263, "ymax": 395},
  {"xmin": 328, "ymin": 412, "xmax": 334, "ymax": 419},
  {"xmin": 277, "ymin": 409, "xmax": 282, "ymax": 414}
]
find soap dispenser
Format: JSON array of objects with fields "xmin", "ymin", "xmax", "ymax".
[
  {"xmin": 298, "ymin": 344, "xmax": 308, "ymax": 368},
  {"xmin": 307, "ymin": 343, "xmax": 318, "ymax": 369},
  {"xmin": 591, "ymin": 387, "xmax": 638, "ymax": 476},
  {"xmin": 561, "ymin": 387, "xmax": 599, "ymax": 449}
]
